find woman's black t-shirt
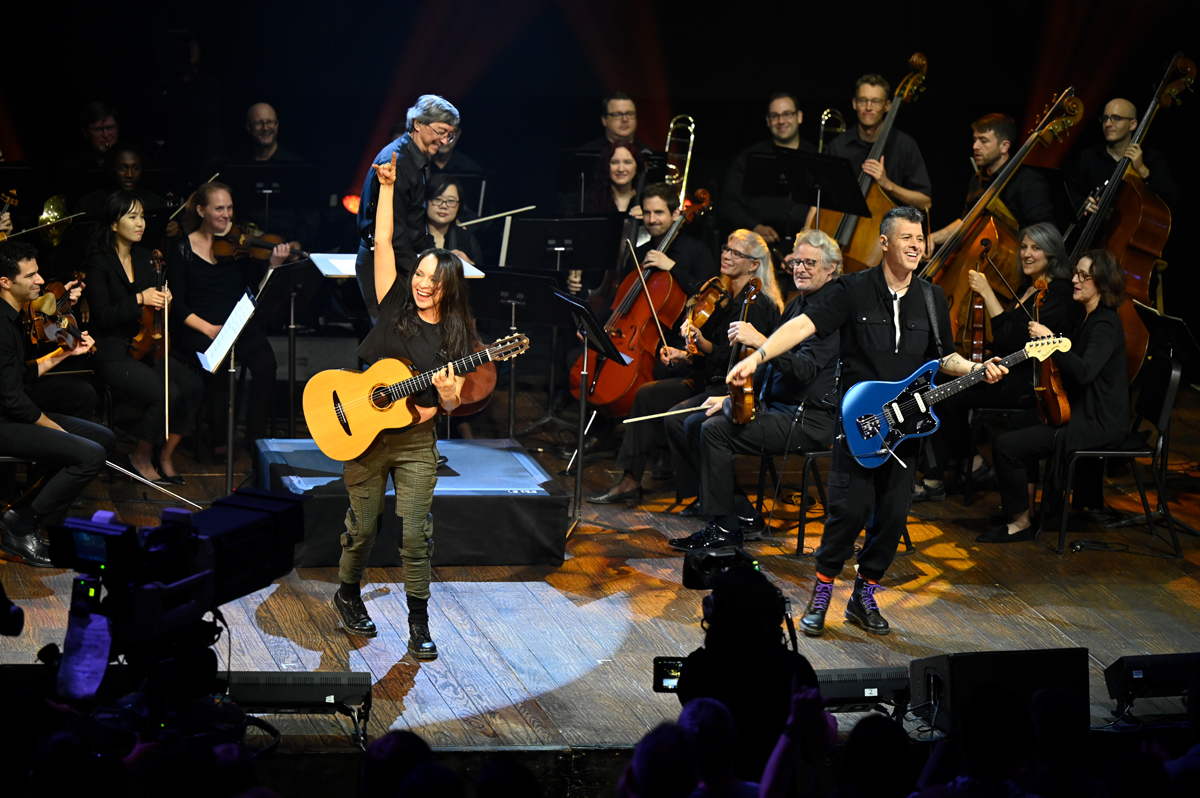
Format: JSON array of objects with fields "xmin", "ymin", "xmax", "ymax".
[{"xmin": 357, "ymin": 279, "xmax": 444, "ymax": 407}]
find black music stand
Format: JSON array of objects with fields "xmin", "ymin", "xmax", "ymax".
[
  {"xmin": 505, "ymin": 215, "xmax": 626, "ymax": 436},
  {"xmin": 253, "ymin": 260, "xmax": 324, "ymax": 437},
  {"xmin": 196, "ymin": 292, "xmax": 257, "ymax": 496},
  {"xmin": 555, "ymin": 289, "xmax": 633, "ymax": 534},
  {"xmin": 468, "ymin": 271, "xmax": 564, "ymax": 439},
  {"xmin": 1106, "ymin": 301, "xmax": 1200, "ymax": 537},
  {"xmin": 771, "ymin": 148, "xmax": 870, "ymax": 227}
]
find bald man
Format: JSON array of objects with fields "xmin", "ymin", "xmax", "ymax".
[
  {"xmin": 1067, "ymin": 97, "xmax": 1178, "ymax": 213},
  {"xmin": 244, "ymin": 102, "xmax": 302, "ymax": 163}
]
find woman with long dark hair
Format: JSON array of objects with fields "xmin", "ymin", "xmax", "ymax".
[
  {"xmin": 983, "ymin": 249, "xmax": 1129, "ymax": 542},
  {"xmin": 168, "ymin": 181, "xmax": 288, "ymax": 455},
  {"xmin": 331, "ymin": 152, "xmax": 477, "ymax": 661},
  {"xmin": 586, "ymin": 140, "xmax": 645, "ymax": 216},
  {"xmin": 83, "ymin": 190, "xmax": 203, "ymax": 483}
]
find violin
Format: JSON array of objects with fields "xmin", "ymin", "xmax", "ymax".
[
  {"xmin": 726, "ymin": 278, "xmax": 761, "ymax": 425},
  {"xmin": 212, "ymin": 223, "xmax": 308, "ymax": 262},
  {"xmin": 1033, "ymin": 278, "xmax": 1070, "ymax": 426},
  {"xmin": 684, "ymin": 274, "xmax": 732, "ymax": 356},
  {"xmin": 962, "ymin": 240, "xmax": 992, "ymax": 364},
  {"xmin": 24, "ymin": 280, "xmax": 94, "ymax": 354},
  {"xmin": 129, "ymin": 249, "xmax": 167, "ymax": 362}
]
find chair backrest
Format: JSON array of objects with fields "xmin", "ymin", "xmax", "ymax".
[{"xmin": 1133, "ymin": 356, "xmax": 1182, "ymax": 436}]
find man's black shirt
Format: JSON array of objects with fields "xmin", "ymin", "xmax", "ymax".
[
  {"xmin": 0, "ymin": 300, "xmax": 44, "ymax": 424},
  {"xmin": 804, "ymin": 265, "xmax": 953, "ymax": 391},
  {"xmin": 962, "ymin": 164, "xmax": 1056, "ymax": 229},
  {"xmin": 827, "ymin": 127, "xmax": 933, "ymax": 198},
  {"xmin": 721, "ymin": 139, "xmax": 815, "ymax": 237},
  {"xmin": 355, "ymin": 133, "xmax": 431, "ymax": 315},
  {"xmin": 1065, "ymin": 142, "xmax": 1178, "ymax": 210},
  {"xmin": 761, "ymin": 287, "xmax": 841, "ymax": 417}
]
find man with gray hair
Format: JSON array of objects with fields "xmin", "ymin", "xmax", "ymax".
[
  {"xmin": 355, "ymin": 94, "xmax": 460, "ymax": 319},
  {"xmin": 666, "ymin": 228, "xmax": 842, "ymax": 552}
]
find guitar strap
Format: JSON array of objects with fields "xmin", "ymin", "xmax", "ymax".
[{"xmin": 918, "ymin": 279, "xmax": 945, "ymax": 359}]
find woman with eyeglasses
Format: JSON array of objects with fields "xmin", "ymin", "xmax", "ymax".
[
  {"xmin": 915, "ymin": 222, "xmax": 1075, "ymax": 501},
  {"xmin": 423, "ymin": 174, "xmax": 483, "ymax": 268},
  {"xmin": 981, "ymin": 249, "xmax": 1129, "ymax": 543}
]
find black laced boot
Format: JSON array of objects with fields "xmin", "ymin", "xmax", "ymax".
[
  {"xmin": 800, "ymin": 579, "xmax": 835, "ymax": 636},
  {"xmin": 333, "ymin": 581, "xmax": 377, "ymax": 637},
  {"xmin": 0, "ymin": 508, "xmax": 51, "ymax": 568},
  {"xmin": 407, "ymin": 595, "xmax": 438, "ymax": 661},
  {"xmin": 844, "ymin": 575, "xmax": 890, "ymax": 635}
]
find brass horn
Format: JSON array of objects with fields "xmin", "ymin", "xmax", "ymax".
[
  {"xmin": 818, "ymin": 108, "xmax": 846, "ymax": 153},
  {"xmin": 39, "ymin": 195, "xmax": 72, "ymax": 247},
  {"xmin": 664, "ymin": 115, "xmax": 695, "ymax": 206}
]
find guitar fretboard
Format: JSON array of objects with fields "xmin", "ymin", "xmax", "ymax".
[
  {"xmin": 923, "ymin": 349, "xmax": 1032, "ymax": 405},
  {"xmin": 385, "ymin": 348, "xmax": 498, "ymax": 399}
]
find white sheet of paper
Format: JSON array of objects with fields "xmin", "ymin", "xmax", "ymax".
[
  {"xmin": 310, "ymin": 253, "xmax": 359, "ymax": 278},
  {"xmin": 197, "ymin": 292, "xmax": 256, "ymax": 373}
]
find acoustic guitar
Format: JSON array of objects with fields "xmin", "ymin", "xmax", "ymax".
[{"xmin": 304, "ymin": 334, "xmax": 529, "ymax": 461}]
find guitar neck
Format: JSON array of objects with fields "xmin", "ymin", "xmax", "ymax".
[
  {"xmin": 389, "ymin": 349, "xmax": 493, "ymax": 398},
  {"xmin": 924, "ymin": 349, "xmax": 1031, "ymax": 405}
]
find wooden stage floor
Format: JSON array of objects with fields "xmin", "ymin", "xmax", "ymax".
[{"xmin": 3, "ymin": 381, "xmax": 1199, "ymax": 759}]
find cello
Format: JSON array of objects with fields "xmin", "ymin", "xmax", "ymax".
[
  {"xmin": 568, "ymin": 190, "xmax": 710, "ymax": 418},
  {"xmin": 818, "ymin": 52, "xmax": 929, "ymax": 273},
  {"xmin": 920, "ymin": 87, "xmax": 1084, "ymax": 355},
  {"xmin": 1067, "ymin": 52, "xmax": 1194, "ymax": 381}
]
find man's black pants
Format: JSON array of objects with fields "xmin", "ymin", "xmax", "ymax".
[{"xmin": 0, "ymin": 414, "xmax": 115, "ymax": 520}]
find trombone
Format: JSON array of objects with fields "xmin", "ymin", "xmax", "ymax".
[
  {"xmin": 818, "ymin": 108, "xmax": 846, "ymax": 153},
  {"xmin": 664, "ymin": 115, "xmax": 695, "ymax": 206}
]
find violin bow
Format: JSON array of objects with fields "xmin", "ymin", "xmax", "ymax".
[
  {"xmin": 624, "ymin": 239, "xmax": 670, "ymax": 346},
  {"xmin": 976, "ymin": 238, "xmax": 1035, "ymax": 322},
  {"xmin": 105, "ymin": 460, "xmax": 202, "ymax": 510}
]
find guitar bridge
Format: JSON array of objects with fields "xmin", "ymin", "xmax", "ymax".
[
  {"xmin": 856, "ymin": 413, "xmax": 881, "ymax": 440},
  {"xmin": 333, "ymin": 390, "xmax": 351, "ymax": 436}
]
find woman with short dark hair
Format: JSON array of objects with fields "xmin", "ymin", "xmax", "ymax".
[{"xmin": 982, "ymin": 249, "xmax": 1129, "ymax": 543}]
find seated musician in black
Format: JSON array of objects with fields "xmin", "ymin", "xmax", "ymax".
[
  {"xmin": 1065, "ymin": 98, "xmax": 1179, "ymax": 213},
  {"xmin": 721, "ymin": 92, "xmax": 815, "ymax": 249},
  {"xmin": 666, "ymin": 229, "xmax": 842, "ymax": 550},
  {"xmin": 931, "ymin": 114, "xmax": 1056, "ymax": 246},
  {"xmin": 915, "ymin": 222, "xmax": 1076, "ymax": 501},
  {"xmin": 729, "ymin": 207, "xmax": 1007, "ymax": 637},
  {"xmin": 83, "ymin": 191, "xmax": 203, "ymax": 484},
  {"xmin": 74, "ymin": 144, "xmax": 171, "ymax": 231},
  {"xmin": 805, "ymin": 74, "xmax": 933, "ymax": 227},
  {"xmin": 983, "ymin": 249, "xmax": 1129, "ymax": 543},
  {"xmin": 0, "ymin": 241, "xmax": 114, "ymax": 567},
  {"xmin": 422, "ymin": 174, "xmax": 484, "ymax": 268},
  {"xmin": 588, "ymin": 228, "xmax": 779, "ymax": 506},
  {"xmin": 168, "ymin": 182, "xmax": 288, "ymax": 454}
]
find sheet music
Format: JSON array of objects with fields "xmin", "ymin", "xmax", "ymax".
[{"xmin": 197, "ymin": 292, "xmax": 256, "ymax": 373}]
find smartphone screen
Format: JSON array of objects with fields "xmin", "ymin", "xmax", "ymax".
[{"xmin": 653, "ymin": 656, "xmax": 684, "ymax": 693}]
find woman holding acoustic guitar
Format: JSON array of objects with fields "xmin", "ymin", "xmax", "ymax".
[
  {"xmin": 331, "ymin": 151, "xmax": 474, "ymax": 660},
  {"xmin": 83, "ymin": 190, "xmax": 203, "ymax": 485}
]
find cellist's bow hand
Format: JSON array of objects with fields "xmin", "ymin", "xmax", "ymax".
[{"xmin": 659, "ymin": 345, "xmax": 689, "ymax": 366}]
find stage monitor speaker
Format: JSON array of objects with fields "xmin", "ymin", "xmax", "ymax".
[
  {"xmin": 816, "ymin": 666, "xmax": 910, "ymax": 717},
  {"xmin": 224, "ymin": 670, "xmax": 373, "ymax": 748},
  {"xmin": 910, "ymin": 647, "xmax": 1089, "ymax": 735},
  {"xmin": 1104, "ymin": 652, "xmax": 1200, "ymax": 716}
]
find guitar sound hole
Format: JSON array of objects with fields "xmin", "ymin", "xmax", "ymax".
[{"xmin": 370, "ymin": 385, "xmax": 392, "ymax": 410}]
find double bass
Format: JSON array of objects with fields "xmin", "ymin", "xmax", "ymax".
[
  {"xmin": 920, "ymin": 87, "xmax": 1084, "ymax": 355},
  {"xmin": 818, "ymin": 52, "xmax": 928, "ymax": 273},
  {"xmin": 1067, "ymin": 52, "xmax": 1194, "ymax": 381},
  {"xmin": 568, "ymin": 190, "xmax": 710, "ymax": 418}
]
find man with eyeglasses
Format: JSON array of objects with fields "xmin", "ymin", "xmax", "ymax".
[
  {"xmin": 721, "ymin": 92, "xmax": 815, "ymax": 248},
  {"xmin": 930, "ymin": 114, "xmax": 1055, "ymax": 246},
  {"xmin": 805, "ymin": 75, "xmax": 932, "ymax": 230},
  {"xmin": 1065, "ymin": 98, "xmax": 1178, "ymax": 214},
  {"xmin": 355, "ymin": 94, "xmax": 460, "ymax": 320},
  {"xmin": 580, "ymin": 92, "xmax": 653, "ymax": 154},
  {"xmin": 243, "ymin": 103, "xmax": 301, "ymax": 163},
  {"xmin": 730, "ymin": 207, "xmax": 1007, "ymax": 637},
  {"xmin": 665, "ymin": 229, "xmax": 842, "ymax": 552},
  {"xmin": 62, "ymin": 101, "xmax": 122, "ymax": 204}
]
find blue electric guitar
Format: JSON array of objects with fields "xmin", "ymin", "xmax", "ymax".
[{"xmin": 841, "ymin": 335, "xmax": 1072, "ymax": 468}]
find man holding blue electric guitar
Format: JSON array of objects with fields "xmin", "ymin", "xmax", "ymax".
[{"xmin": 728, "ymin": 207, "xmax": 1011, "ymax": 637}]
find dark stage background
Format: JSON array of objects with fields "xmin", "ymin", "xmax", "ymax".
[{"xmin": 2, "ymin": 0, "xmax": 1198, "ymax": 332}]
